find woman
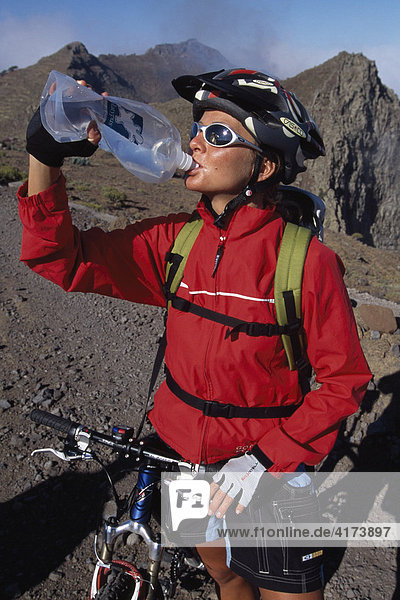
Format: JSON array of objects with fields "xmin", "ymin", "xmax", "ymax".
[{"xmin": 19, "ymin": 69, "xmax": 371, "ymax": 599}]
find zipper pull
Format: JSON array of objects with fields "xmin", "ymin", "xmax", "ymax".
[{"xmin": 212, "ymin": 235, "xmax": 226, "ymax": 277}]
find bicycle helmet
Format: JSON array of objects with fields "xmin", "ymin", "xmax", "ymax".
[{"xmin": 172, "ymin": 68, "xmax": 325, "ymax": 184}]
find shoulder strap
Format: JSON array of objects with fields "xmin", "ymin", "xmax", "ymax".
[
  {"xmin": 274, "ymin": 222, "xmax": 312, "ymax": 372},
  {"xmin": 164, "ymin": 212, "xmax": 203, "ymax": 308}
]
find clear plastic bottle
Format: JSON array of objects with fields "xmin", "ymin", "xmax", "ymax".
[{"xmin": 39, "ymin": 70, "xmax": 194, "ymax": 183}]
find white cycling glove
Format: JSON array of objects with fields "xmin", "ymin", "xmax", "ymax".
[{"xmin": 210, "ymin": 453, "xmax": 265, "ymax": 516}]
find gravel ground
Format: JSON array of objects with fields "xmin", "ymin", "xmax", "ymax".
[{"xmin": 1, "ymin": 183, "xmax": 399, "ymax": 600}]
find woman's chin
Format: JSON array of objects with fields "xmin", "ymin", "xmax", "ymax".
[{"xmin": 184, "ymin": 173, "xmax": 203, "ymax": 192}]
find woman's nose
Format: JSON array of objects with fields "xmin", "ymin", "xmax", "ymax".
[{"xmin": 189, "ymin": 131, "xmax": 206, "ymax": 152}]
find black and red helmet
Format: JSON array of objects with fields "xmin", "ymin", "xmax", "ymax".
[{"xmin": 172, "ymin": 68, "xmax": 325, "ymax": 184}]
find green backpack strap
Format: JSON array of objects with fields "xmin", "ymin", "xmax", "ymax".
[
  {"xmin": 165, "ymin": 212, "xmax": 203, "ymax": 308},
  {"xmin": 274, "ymin": 222, "xmax": 312, "ymax": 372}
]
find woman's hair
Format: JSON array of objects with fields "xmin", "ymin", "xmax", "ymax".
[
  {"xmin": 257, "ymin": 145, "xmax": 285, "ymax": 209},
  {"xmin": 259, "ymin": 148, "xmax": 306, "ymax": 226},
  {"xmin": 275, "ymin": 187, "xmax": 307, "ymax": 225},
  {"xmin": 262, "ymin": 144, "xmax": 286, "ymax": 189},
  {"xmin": 262, "ymin": 146, "xmax": 284, "ymax": 183}
]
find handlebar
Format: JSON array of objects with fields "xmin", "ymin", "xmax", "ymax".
[
  {"xmin": 30, "ymin": 409, "xmax": 192, "ymax": 470},
  {"xmin": 30, "ymin": 408, "xmax": 80, "ymax": 436}
]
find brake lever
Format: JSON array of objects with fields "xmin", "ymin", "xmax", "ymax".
[
  {"xmin": 31, "ymin": 423, "xmax": 93, "ymax": 462},
  {"xmin": 31, "ymin": 447, "xmax": 93, "ymax": 462},
  {"xmin": 177, "ymin": 461, "xmax": 206, "ymax": 478}
]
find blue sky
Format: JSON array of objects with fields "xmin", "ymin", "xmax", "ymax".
[{"xmin": 1, "ymin": 0, "xmax": 399, "ymax": 95}]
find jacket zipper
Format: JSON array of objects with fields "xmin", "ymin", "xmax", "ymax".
[
  {"xmin": 212, "ymin": 233, "xmax": 227, "ymax": 277},
  {"xmin": 200, "ymin": 230, "xmax": 229, "ymax": 462}
]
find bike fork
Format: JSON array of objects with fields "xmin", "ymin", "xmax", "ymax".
[{"xmin": 97, "ymin": 518, "xmax": 163, "ymax": 598}]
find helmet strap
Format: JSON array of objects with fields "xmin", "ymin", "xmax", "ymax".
[{"xmin": 243, "ymin": 153, "xmax": 263, "ymax": 198}]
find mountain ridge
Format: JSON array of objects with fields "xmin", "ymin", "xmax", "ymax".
[{"xmin": 0, "ymin": 40, "xmax": 399, "ymax": 250}]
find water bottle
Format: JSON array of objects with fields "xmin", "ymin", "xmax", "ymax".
[{"xmin": 39, "ymin": 70, "xmax": 194, "ymax": 183}]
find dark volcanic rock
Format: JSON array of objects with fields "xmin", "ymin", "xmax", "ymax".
[{"xmin": 284, "ymin": 52, "xmax": 400, "ymax": 250}]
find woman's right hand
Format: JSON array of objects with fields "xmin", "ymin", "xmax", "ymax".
[
  {"xmin": 26, "ymin": 107, "xmax": 99, "ymax": 168},
  {"xmin": 27, "ymin": 78, "xmax": 107, "ymax": 167},
  {"xmin": 26, "ymin": 79, "xmax": 107, "ymax": 196}
]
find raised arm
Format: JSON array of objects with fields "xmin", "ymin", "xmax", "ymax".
[{"xmin": 20, "ymin": 104, "xmax": 191, "ymax": 308}]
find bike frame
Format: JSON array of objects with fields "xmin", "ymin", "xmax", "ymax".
[{"xmin": 29, "ymin": 409, "xmax": 204, "ymax": 600}]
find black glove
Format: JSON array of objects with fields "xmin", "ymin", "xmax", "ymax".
[{"xmin": 26, "ymin": 108, "xmax": 98, "ymax": 168}]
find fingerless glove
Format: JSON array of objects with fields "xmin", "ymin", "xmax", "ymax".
[
  {"xmin": 26, "ymin": 108, "xmax": 98, "ymax": 167},
  {"xmin": 212, "ymin": 453, "xmax": 265, "ymax": 511}
]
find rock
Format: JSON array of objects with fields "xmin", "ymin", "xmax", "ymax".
[
  {"xmin": 49, "ymin": 570, "xmax": 64, "ymax": 582},
  {"xmin": 7, "ymin": 180, "xmax": 24, "ymax": 190},
  {"xmin": 357, "ymin": 277, "xmax": 369, "ymax": 287},
  {"xmin": 358, "ymin": 304, "xmax": 398, "ymax": 333},
  {"xmin": 370, "ymin": 330, "xmax": 381, "ymax": 340},
  {"xmin": 10, "ymin": 435, "xmax": 24, "ymax": 448},
  {"xmin": 391, "ymin": 344, "xmax": 400, "ymax": 358},
  {"xmin": 43, "ymin": 460, "xmax": 59, "ymax": 477},
  {"xmin": 0, "ymin": 399, "xmax": 11, "ymax": 409},
  {"xmin": 32, "ymin": 388, "xmax": 54, "ymax": 406}
]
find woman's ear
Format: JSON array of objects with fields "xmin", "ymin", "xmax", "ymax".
[{"xmin": 257, "ymin": 158, "xmax": 277, "ymax": 182}]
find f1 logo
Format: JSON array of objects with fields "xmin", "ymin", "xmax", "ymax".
[{"xmin": 169, "ymin": 479, "xmax": 210, "ymax": 531}]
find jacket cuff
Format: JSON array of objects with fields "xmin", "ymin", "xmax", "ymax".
[{"xmin": 17, "ymin": 173, "xmax": 67, "ymax": 211}]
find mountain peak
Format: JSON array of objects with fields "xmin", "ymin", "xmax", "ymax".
[{"xmin": 144, "ymin": 38, "xmax": 229, "ymax": 71}]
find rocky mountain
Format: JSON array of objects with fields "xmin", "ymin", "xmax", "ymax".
[
  {"xmin": 0, "ymin": 41, "xmax": 399, "ymax": 250},
  {"xmin": 283, "ymin": 52, "xmax": 400, "ymax": 250},
  {"xmin": 99, "ymin": 39, "xmax": 231, "ymax": 102}
]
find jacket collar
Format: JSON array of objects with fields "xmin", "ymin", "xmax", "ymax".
[{"xmin": 196, "ymin": 195, "xmax": 280, "ymax": 240}]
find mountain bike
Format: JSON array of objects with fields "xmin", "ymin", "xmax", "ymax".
[{"xmin": 29, "ymin": 409, "xmax": 208, "ymax": 599}]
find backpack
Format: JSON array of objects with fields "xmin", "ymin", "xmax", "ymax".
[
  {"xmin": 165, "ymin": 186, "xmax": 325, "ymax": 373},
  {"xmin": 136, "ymin": 187, "xmax": 325, "ymax": 436}
]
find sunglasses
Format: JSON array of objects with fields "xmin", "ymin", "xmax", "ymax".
[{"xmin": 190, "ymin": 122, "xmax": 262, "ymax": 153}]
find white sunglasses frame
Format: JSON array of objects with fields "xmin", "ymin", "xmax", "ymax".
[{"xmin": 190, "ymin": 122, "xmax": 263, "ymax": 153}]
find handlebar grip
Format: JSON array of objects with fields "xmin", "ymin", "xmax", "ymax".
[{"xmin": 30, "ymin": 409, "xmax": 79, "ymax": 435}]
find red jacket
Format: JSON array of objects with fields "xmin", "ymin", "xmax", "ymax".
[{"xmin": 18, "ymin": 175, "xmax": 371, "ymax": 472}]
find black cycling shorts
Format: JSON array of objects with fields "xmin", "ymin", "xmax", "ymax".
[
  {"xmin": 227, "ymin": 475, "xmax": 324, "ymax": 594},
  {"xmin": 157, "ymin": 432, "xmax": 323, "ymax": 594}
]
